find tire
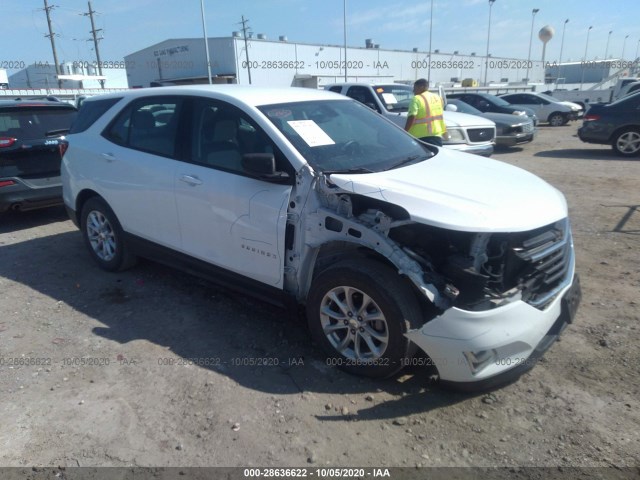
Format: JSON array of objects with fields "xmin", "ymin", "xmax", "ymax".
[
  {"xmin": 548, "ymin": 112, "xmax": 565, "ymax": 127},
  {"xmin": 80, "ymin": 197, "xmax": 137, "ymax": 272},
  {"xmin": 612, "ymin": 128, "xmax": 640, "ymax": 157},
  {"xmin": 306, "ymin": 259, "xmax": 421, "ymax": 378}
]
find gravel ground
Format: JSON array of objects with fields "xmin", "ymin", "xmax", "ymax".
[{"xmin": 0, "ymin": 125, "xmax": 638, "ymax": 476}]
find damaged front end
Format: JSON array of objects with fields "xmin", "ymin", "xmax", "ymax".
[{"xmin": 294, "ymin": 174, "xmax": 579, "ymax": 386}]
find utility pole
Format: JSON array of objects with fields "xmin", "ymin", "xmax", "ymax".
[
  {"xmin": 240, "ymin": 15, "xmax": 252, "ymax": 84},
  {"xmin": 84, "ymin": 1, "xmax": 105, "ymax": 88},
  {"xmin": 43, "ymin": 0, "xmax": 62, "ymax": 88}
]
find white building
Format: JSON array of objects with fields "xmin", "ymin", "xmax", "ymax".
[
  {"xmin": 8, "ymin": 62, "xmax": 128, "ymax": 89},
  {"xmin": 124, "ymin": 35, "xmax": 545, "ymax": 89}
]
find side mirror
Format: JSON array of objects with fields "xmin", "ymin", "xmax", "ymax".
[
  {"xmin": 242, "ymin": 153, "xmax": 290, "ymax": 181},
  {"xmin": 445, "ymin": 104, "xmax": 458, "ymax": 112}
]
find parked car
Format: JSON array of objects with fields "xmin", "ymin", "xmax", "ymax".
[
  {"xmin": 578, "ymin": 91, "xmax": 640, "ymax": 157},
  {"xmin": 499, "ymin": 92, "xmax": 582, "ymax": 126},
  {"xmin": 445, "ymin": 92, "xmax": 538, "ymax": 126},
  {"xmin": 0, "ymin": 100, "xmax": 77, "ymax": 213},
  {"xmin": 62, "ymin": 85, "xmax": 580, "ymax": 390},
  {"xmin": 325, "ymin": 83, "xmax": 496, "ymax": 157},
  {"xmin": 445, "ymin": 99, "xmax": 535, "ymax": 147}
]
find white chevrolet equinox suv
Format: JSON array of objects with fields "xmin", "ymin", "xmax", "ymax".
[{"xmin": 62, "ymin": 86, "xmax": 581, "ymax": 390}]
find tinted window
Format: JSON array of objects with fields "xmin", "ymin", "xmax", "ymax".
[
  {"xmin": 70, "ymin": 97, "xmax": 122, "ymax": 134},
  {"xmin": 0, "ymin": 106, "xmax": 76, "ymax": 140},
  {"xmin": 346, "ymin": 86, "xmax": 379, "ymax": 111},
  {"xmin": 103, "ymin": 97, "xmax": 182, "ymax": 158},
  {"xmin": 328, "ymin": 86, "xmax": 342, "ymax": 93},
  {"xmin": 190, "ymin": 98, "xmax": 289, "ymax": 176},
  {"xmin": 259, "ymin": 100, "xmax": 432, "ymax": 173}
]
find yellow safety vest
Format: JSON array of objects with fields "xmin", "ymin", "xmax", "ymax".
[{"xmin": 409, "ymin": 92, "xmax": 446, "ymax": 138}]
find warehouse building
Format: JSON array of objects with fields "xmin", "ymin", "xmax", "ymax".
[{"xmin": 124, "ymin": 34, "xmax": 546, "ymax": 89}]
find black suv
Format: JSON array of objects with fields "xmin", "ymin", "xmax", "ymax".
[{"xmin": 0, "ymin": 100, "xmax": 77, "ymax": 213}]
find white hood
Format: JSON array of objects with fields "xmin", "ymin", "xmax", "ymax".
[
  {"xmin": 382, "ymin": 110, "xmax": 495, "ymax": 129},
  {"xmin": 328, "ymin": 148, "xmax": 567, "ymax": 233}
]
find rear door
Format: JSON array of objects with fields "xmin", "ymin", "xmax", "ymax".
[
  {"xmin": 173, "ymin": 97, "xmax": 293, "ymax": 287},
  {"xmin": 0, "ymin": 105, "xmax": 76, "ymax": 180}
]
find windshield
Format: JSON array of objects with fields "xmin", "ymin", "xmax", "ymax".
[
  {"xmin": 372, "ymin": 85, "xmax": 414, "ymax": 112},
  {"xmin": 482, "ymin": 94, "xmax": 511, "ymax": 107},
  {"xmin": 258, "ymin": 99, "xmax": 433, "ymax": 173},
  {"xmin": 447, "ymin": 99, "xmax": 482, "ymax": 115},
  {"xmin": 537, "ymin": 92, "xmax": 559, "ymax": 102}
]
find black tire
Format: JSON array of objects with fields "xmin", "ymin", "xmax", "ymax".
[
  {"xmin": 80, "ymin": 197, "xmax": 137, "ymax": 272},
  {"xmin": 306, "ymin": 259, "xmax": 421, "ymax": 378},
  {"xmin": 611, "ymin": 128, "xmax": 640, "ymax": 157},
  {"xmin": 548, "ymin": 112, "xmax": 565, "ymax": 127}
]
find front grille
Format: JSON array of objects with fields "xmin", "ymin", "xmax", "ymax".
[
  {"xmin": 511, "ymin": 219, "xmax": 573, "ymax": 309},
  {"xmin": 467, "ymin": 127, "xmax": 495, "ymax": 143}
]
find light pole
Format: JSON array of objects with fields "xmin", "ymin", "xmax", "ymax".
[
  {"xmin": 343, "ymin": 0, "xmax": 347, "ymax": 81},
  {"xmin": 525, "ymin": 8, "xmax": 539, "ymax": 82},
  {"xmin": 636, "ymin": 39, "xmax": 640, "ymax": 60},
  {"xmin": 580, "ymin": 25, "xmax": 593, "ymax": 89},
  {"xmin": 604, "ymin": 30, "xmax": 612, "ymax": 59},
  {"xmin": 484, "ymin": 0, "xmax": 496, "ymax": 86},
  {"xmin": 558, "ymin": 19, "xmax": 569, "ymax": 84},
  {"xmin": 622, "ymin": 34, "xmax": 630, "ymax": 59},
  {"xmin": 427, "ymin": 0, "xmax": 434, "ymax": 81},
  {"xmin": 200, "ymin": 0, "xmax": 212, "ymax": 84}
]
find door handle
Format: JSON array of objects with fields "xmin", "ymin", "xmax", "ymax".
[
  {"xmin": 179, "ymin": 174, "xmax": 203, "ymax": 186},
  {"xmin": 101, "ymin": 152, "xmax": 116, "ymax": 162}
]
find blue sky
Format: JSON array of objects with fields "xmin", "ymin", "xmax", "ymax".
[{"xmin": 2, "ymin": 0, "xmax": 639, "ymax": 74}]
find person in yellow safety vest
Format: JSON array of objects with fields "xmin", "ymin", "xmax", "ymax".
[{"xmin": 404, "ymin": 78, "xmax": 448, "ymax": 147}]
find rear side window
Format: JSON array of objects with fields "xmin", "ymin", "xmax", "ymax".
[
  {"xmin": 103, "ymin": 96, "xmax": 183, "ymax": 158},
  {"xmin": 0, "ymin": 107, "xmax": 76, "ymax": 140},
  {"xmin": 70, "ymin": 97, "xmax": 122, "ymax": 134}
]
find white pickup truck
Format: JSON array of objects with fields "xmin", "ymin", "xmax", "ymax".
[
  {"xmin": 548, "ymin": 77, "xmax": 640, "ymax": 109},
  {"xmin": 325, "ymin": 83, "xmax": 496, "ymax": 157}
]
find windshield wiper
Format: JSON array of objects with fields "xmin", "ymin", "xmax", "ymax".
[
  {"xmin": 385, "ymin": 154, "xmax": 429, "ymax": 171},
  {"xmin": 323, "ymin": 166, "xmax": 375, "ymax": 175}
]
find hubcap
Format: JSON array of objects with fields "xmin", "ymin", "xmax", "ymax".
[
  {"xmin": 319, "ymin": 286, "xmax": 389, "ymax": 361},
  {"xmin": 617, "ymin": 131, "xmax": 640, "ymax": 154},
  {"xmin": 86, "ymin": 210, "xmax": 117, "ymax": 261}
]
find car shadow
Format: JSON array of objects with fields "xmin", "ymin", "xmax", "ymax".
[
  {"xmin": 533, "ymin": 148, "xmax": 638, "ymax": 161},
  {"xmin": 0, "ymin": 230, "xmax": 483, "ymax": 418},
  {"xmin": 0, "ymin": 205, "xmax": 69, "ymax": 234},
  {"xmin": 493, "ymin": 146, "xmax": 525, "ymax": 154}
]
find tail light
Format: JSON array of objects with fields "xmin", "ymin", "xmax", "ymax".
[
  {"xmin": 0, "ymin": 137, "xmax": 17, "ymax": 148},
  {"xmin": 59, "ymin": 140, "xmax": 69, "ymax": 157},
  {"xmin": 583, "ymin": 114, "xmax": 600, "ymax": 122},
  {"xmin": 0, "ymin": 180, "xmax": 16, "ymax": 188}
]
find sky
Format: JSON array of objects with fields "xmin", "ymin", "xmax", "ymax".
[{"xmin": 2, "ymin": 0, "xmax": 639, "ymax": 75}]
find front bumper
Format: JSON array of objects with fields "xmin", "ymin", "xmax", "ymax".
[
  {"xmin": 405, "ymin": 273, "xmax": 581, "ymax": 390},
  {"xmin": 0, "ymin": 175, "xmax": 62, "ymax": 213},
  {"xmin": 495, "ymin": 131, "xmax": 535, "ymax": 146},
  {"xmin": 444, "ymin": 143, "xmax": 494, "ymax": 157}
]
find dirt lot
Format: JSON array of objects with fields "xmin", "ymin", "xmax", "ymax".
[{"xmin": 0, "ymin": 125, "xmax": 639, "ymax": 474}]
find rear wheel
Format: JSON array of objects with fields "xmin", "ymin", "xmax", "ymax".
[
  {"xmin": 612, "ymin": 128, "xmax": 640, "ymax": 157},
  {"xmin": 80, "ymin": 197, "xmax": 137, "ymax": 272},
  {"xmin": 306, "ymin": 260, "xmax": 421, "ymax": 378},
  {"xmin": 548, "ymin": 112, "xmax": 565, "ymax": 126}
]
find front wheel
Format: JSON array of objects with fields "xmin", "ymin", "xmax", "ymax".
[
  {"xmin": 612, "ymin": 128, "xmax": 640, "ymax": 157},
  {"xmin": 306, "ymin": 260, "xmax": 421, "ymax": 378},
  {"xmin": 80, "ymin": 197, "xmax": 137, "ymax": 272},
  {"xmin": 548, "ymin": 112, "xmax": 565, "ymax": 126}
]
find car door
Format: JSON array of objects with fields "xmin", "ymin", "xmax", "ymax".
[
  {"xmin": 99, "ymin": 96, "xmax": 183, "ymax": 249},
  {"xmin": 173, "ymin": 97, "xmax": 293, "ymax": 287},
  {"xmin": 504, "ymin": 94, "xmax": 542, "ymax": 119}
]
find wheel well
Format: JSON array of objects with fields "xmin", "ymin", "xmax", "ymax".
[
  {"xmin": 308, "ymin": 241, "xmax": 433, "ymax": 317},
  {"xmin": 609, "ymin": 125, "xmax": 640, "ymax": 143},
  {"xmin": 74, "ymin": 189, "xmax": 101, "ymax": 225}
]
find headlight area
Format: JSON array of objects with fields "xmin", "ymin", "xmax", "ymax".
[{"xmin": 442, "ymin": 127, "xmax": 466, "ymax": 144}]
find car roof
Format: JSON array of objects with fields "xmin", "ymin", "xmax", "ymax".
[{"xmin": 82, "ymin": 85, "xmax": 348, "ymax": 107}]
